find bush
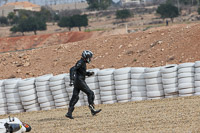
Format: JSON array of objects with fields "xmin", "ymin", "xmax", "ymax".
[
  {"xmin": 198, "ymin": 7, "xmax": 200, "ymax": 15},
  {"xmin": 116, "ymin": 9, "xmax": 132, "ymax": 21},
  {"xmin": 0, "ymin": 17, "xmax": 8, "ymax": 25}
]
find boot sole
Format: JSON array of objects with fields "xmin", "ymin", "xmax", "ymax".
[{"xmin": 92, "ymin": 109, "xmax": 102, "ymax": 116}]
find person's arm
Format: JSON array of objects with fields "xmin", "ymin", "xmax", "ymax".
[
  {"xmin": 69, "ymin": 60, "xmax": 83, "ymax": 86},
  {"xmin": 86, "ymin": 71, "xmax": 94, "ymax": 77}
]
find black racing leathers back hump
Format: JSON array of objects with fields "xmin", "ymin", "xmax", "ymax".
[{"xmin": 70, "ymin": 58, "xmax": 87, "ymax": 81}]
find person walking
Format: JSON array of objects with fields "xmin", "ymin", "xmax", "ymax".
[{"xmin": 66, "ymin": 50, "xmax": 101, "ymax": 119}]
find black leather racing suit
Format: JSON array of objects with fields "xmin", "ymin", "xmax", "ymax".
[{"xmin": 69, "ymin": 58, "xmax": 94, "ymax": 107}]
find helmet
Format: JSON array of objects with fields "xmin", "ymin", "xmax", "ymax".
[{"xmin": 82, "ymin": 50, "xmax": 93, "ymax": 63}]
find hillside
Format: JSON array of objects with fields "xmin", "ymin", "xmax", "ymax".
[{"xmin": 0, "ymin": 23, "xmax": 199, "ymax": 79}]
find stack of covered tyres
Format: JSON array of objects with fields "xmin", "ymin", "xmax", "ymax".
[
  {"xmin": 114, "ymin": 67, "xmax": 131, "ymax": 103},
  {"xmin": 18, "ymin": 78, "xmax": 40, "ymax": 112},
  {"xmin": 4, "ymin": 78, "xmax": 24, "ymax": 114},
  {"xmin": 0, "ymin": 80, "xmax": 7, "ymax": 115},
  {"xmin": 195, "ymin": 61, "xmax": 200, "ymax": 95},
  {"xmin": 35, "ymin": 74, "xmax": 55, "ymax": 110},
  {"xmin": 131, "ymin": 67, "xmax": 147, "ymax": 101},
  {"xmin": 145, "ymin": 67, "xmax": 164, "ymax": 100},
  {"xmin": 85, "ymin": 69, "xmax": 101, "ymax": 105},
  {"xmin": 178, "ymin": 63, "xmax": 195, "ymax": 97},
  {"xmin": 49, "ymin": 74, "xmax": 69, "ymax": 109},
  {"xmin": 161, "ymin": 64, "xmax": 179, "ymax": 98},
  {"xmin": 65, "ymin": 75, "xmax": 85, "ymax": 107},
  {"xmin": 98, "ymin": 68, "xmax": 116, "ymax": 104}
]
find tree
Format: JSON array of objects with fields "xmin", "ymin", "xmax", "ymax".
[
  {"xmin": 0, "ymin": 16, "xmax": 8, "ymax": 25},
  {"xmin": 198, "ymin": 6, "xmax": 200, "ymax": 14},
  {"xmin": 86, "ymin": 0, "xmax": 112, "ymax": 10},
  {"xmin": 10, "ymin": 16, "xmax": 46, "ymax": 35},
  {"xmin": 156, "ymin": 3, "xmax": 179, "ymax": 22},
  {"xmin": 58, "ymin": 16, "xmax": 73, "ymax": 31},
  {"xmin": 116, "ymin": 9, "xmax": 132, "ymax": 22}
]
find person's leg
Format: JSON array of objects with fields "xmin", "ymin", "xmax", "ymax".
[
  {"xmin": 66, "ymin": 87, "xmax": 80, "ymax": 119},
  {"xmin": 80, "ymin": 80, "xmax": 101, "ymax": 116}
]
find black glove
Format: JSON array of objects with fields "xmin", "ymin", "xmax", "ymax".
[
  {"xmin": 87, "ymin": 72, "xmax": 94, "ymax": 77},
  {"xmin": 69, "ymin": 80, "xmax": 74, "ymax": 86}
]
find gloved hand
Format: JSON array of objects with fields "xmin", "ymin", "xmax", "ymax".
[
  {"xmin": 69, "ymin": 80, "xmax": 74, "ymax": 86},
  {"xmin": 87, "ymin": 72, "xmax": 94, "ymax": 77}
]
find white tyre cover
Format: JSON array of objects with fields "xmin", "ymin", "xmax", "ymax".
[
  {"xmin": 64, "ymin": 75, "xmax": 70, "ymax": 82},
  {"xmin": 194, "ymin": 92, "xmax": 200, "ymax": 96},
  {"xmin": 163, "ymin": 83, "xmax": 178, "ymax": 89},
  {"xmin": 0, "ymin": 93, "xmax": 5, "ymax": 99},
  {"xmin": 131, "ymin": 97, "xmax": 147, "ymax": 101},
  {"xmin": 147, "ymin": 90, "xmax": 164, "ymax": 97},
  {"xmin": 178, "ymin": 83, "xmax": 194, "ymax": 89},
  {"xmin": 8, "ymin": 105, "xmax": 23, "ymax": 110},
  {"xmin": 114, "ymin": 73, "xmax": 131, "ymax": 81},
  {"xmin": 54, "ymin": 93, "xmax": 68, "ymax": 99},
  {"xmin": 116, "ymin": 94, "xmax": 131, "ymax": 100},
  {"xmin": 97, "ymin": 68, "xmax": 115, "ymax": 76},
  {"xmin": 50, "ymin": 74, "xmax": 67, "ymax": 82},
  {"xmin": 115, "ymin": 84, "xmax": 131, "ymax": 90},
  {"xmin": 146, "ymin": 84, "xmax": 163, "ymax": 91},
  {"xmin": 40, "ymin": 101, "xmax": 55, "ymax": 108},
  {"xmin": 195, "ymin": 74, "xmax": 200, "ymax": 81},
  {"xmin": 55, "ymin": 101, "xmax": 69, "ymax": 107},
  {"xmin": 195, "ymin": 81, "xmax": 200, "ymax": 87},
  {"xmin": 50, "ymin": 84, "xmax": 65, "ymax": 91},
  {"xmin": 178, "ymin": 67, "xmax": 194, "ymax": 73},
  {"xmin": 17, "ymin": 78, "xmax": 35, "ymax": 87},
  {"xmin": 144, "ymin": 71, "xmax": 161, "ymax": 79},
  {"xmin": 161, "ymin": 64, "xmax": 177, "ymax": 73},
  {"xmin": 178, "ymin": 62, "xmax": 194, "ymax": 69},
  {"xmin": 87, "ymin": 83, "xmax": 99, "ymax": 90},
  {"xmin": 147, "ymin": 97, "xmax": 164, "ymax": 100},
  {"xmin": 18, "ymin": 85, "xmax": 35, "ymax": 91},
  {"xmin": 179, "ymin": 88, "xmax": 195, "ymax": 94},
  {"xmin": 131, "ymin": 86, "xmax": 146, "ymax": 92},
  {"xmin": 131, "ymin": 67, "xmax": 146, "ymax": 73},
  {"xmin": 98, "ymin": 75, "xmax": 114, "ymax": 82},
  {"xmin": 118, "ymin": 99, "xmax": 130, "ymax": 103},
  {"xmin": 145, "ymin": 67, "xmax": 161, "ymax": 73},
  {"xmin": 0, "ymin": 86, "xmax": 5, "ymax": 92},
  {"xmin": 26, "ymin": 107, "xmax": 40, "ymax": 112},
  {"xmin": 4, "ymin": 88, "xmax": 18, "ymax": 93},
  {"xmin": 36, "ymin": 85, "xmax": 50, "ymax": 92},
  {"xmin": 24, "ymin": 103, "xmax": 39, "ymax": 110},
  {"xmin": 100, "ymin": 91, "xmax": 115, "ymax": 96},
  {"xmin": 41, "ymin": 106, "xmax": 55, "ymax": 111},
  {"xmin": 19, "ymin": 89, "xmax": 36, "ymax": 97},
  {"xmin": 131, "ymin": 73, "xmax": 145, "ymax": 79},
  {"xmin": 66, "ymin": 87, "xmax": 73, "ymax": 93},
  {"xmin": 101, "ymin": 95, "xmax": 116, "ymax": 102},
  {"xmin": 195, "ymin": 68, "xmax": 200, "ymax": 73},
  {"xmin": 7, "ymin": 98, "xmax": 21, "ymax": 103},
  {"xmin": 6, "ymin": 92, "xmax": 20, "ymax": 98},
  {"xmin": 115, "ymin": 89, "xmax": 131, "ymax": 95},
  {"xmin": 132, "ymin": 91, "xmax": 147, "ymax": 97},
  {"xmin": 179, "ymin": 94, "xmax": 193, "ymax": 97},
  {"xmin": 100, "ymin": 85, "xmax": 115, "ymax": 91},
  {"xmin": 145, "ymin": 77, "xmax": 162, "ymax": 85},
  {"xmin": 103, "ymin": 100, "xmax": 117, "ymax": 104},
  {"xmin": 99, "ymin": 80, "xmax": 114, "ymax": 87},
  {"xmin": 178, "ymin": 77, "xmax": 194, "ymax": 84},
  {"xmin": 56, "ymin": 106, "xmax": 68, "ymax": 109},
  {"xmin": 20, "ymin": 95, "xmax": 37, "ymax": 102},
  {"xmin": 162, "ymin": 72, "xmax": 177, "ymax": 79},
  {"xmin": 131, "ymin": 79, "xmax": 146, "ymax": 86},
  {"xmin": 162, "ymin": 78, "xmax": 178, "ymax": 85},
  {"xmin": 35, "ymin": 74, "xmax": 53, "ymax": 82},
  {"xmin": 37, "ymin": 91, "xmax": 52, "ymax": 97},
  {"xmin": 195, "ymin": 61, "xmax": 200, "ymax": 67},
  {"xmin": 54, "ymin": 98, "xmax": 68, "ymax": 103},
  {"xmin": 38, "ymin": 96, "xmax": 53, "ymax": 103},
  {"xmin": 35, "ymin": 81, "xmax": 49, "ymax": 87},
  {"xmin": 114, "ymin": 67, "xmax": 131, "ymax": 75},
  {"xmin": 92, "ymin": 89, "xmax": 100, "ymax": 95},
  {"xmin": 22, "ymin": 99, "xmax": 37, "ymax": 106},
  {"xmin": 87, "ymin": 68, "xmax": 99, "ymax": 76},
  {"xmin": 0, "ymin": 98, "xmax": 6, "ymax": 104},
  {"xmin": 165, "ymin": 95, "xmax": 178, "ymax": 98},
  {"xmin": 52, "ymin": 89, "xmax": 67, "ymax": 96},
  {"xmin": 178, "ymin": 73, "xmax": 194, "ymax": 78},
  {"xmin": 49, "ymin": 80, "xmax": 65, "ymax": 87},
  {"xmin": 115, "ymin": 79, "xmax": 131, "ymax": 85},
  {"xmin": 5, "ymin": 84, "xmax": 18, "ymax": 89},
  {"xmin": 0, "ymin": 80, "xmax": 4, "ymax": 86},
  {"xmin": 86, "ymin": 76, "xmax": 98, "ymax": 83},
  {"xmin": 4, "ymin": 78, "xmax": 21, "ymax": 85},
  {"xmin": 164, "ymin": 88, "xmax": 178, "ymax": 94}
]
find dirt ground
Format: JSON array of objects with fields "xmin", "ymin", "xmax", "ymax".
[{"xmin": 1, "ymin": 96, "xmax": 200, "ymax": 133}]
